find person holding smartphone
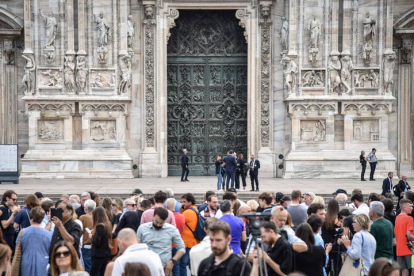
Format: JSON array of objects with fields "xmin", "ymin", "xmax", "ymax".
[{"xmin": 49, "ymin": 201, "xmax": 82, "ymax": 258}]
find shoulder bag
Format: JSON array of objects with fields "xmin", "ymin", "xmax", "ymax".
[
  {"xmin": 11, "ymin": 229, "xmax": 24, "ymax": 276},
  {"xmin": 338, "ymin": 233, "xmax": 365, "ymax": 276}
]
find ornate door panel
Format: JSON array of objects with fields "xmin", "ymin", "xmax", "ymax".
[{"xmin": 167, "ymin": 10, "xmax": 247, "ymax": 176}]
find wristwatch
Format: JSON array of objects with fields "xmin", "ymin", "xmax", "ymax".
[{"xmin": 170, "ymin": 259, "xmax": 177, "ymax": 265}]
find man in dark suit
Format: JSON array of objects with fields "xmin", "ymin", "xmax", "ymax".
[
  {"xmin": 381, "ymin": 172, "xmax": 393, "ymax": 196},
  {"xmin": 181, "ymin": 148, "xmax": 189, "ymax": 182},
  {"xmin": 394, "ymin": 175, "xmax": 411, "ymax": 210},
  {"xmin": 249, "ymin": 155, "xmax": 260, "ymax": 191},
  {"xmin": 223, "ymin": 150, "xmax": 237, "ymax": 190}
]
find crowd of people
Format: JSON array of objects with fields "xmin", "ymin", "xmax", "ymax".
[{"xmin": 0, "ymin": 184, "xmax": 410, "ymax": 276}]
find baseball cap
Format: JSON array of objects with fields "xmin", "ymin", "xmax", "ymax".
[
  {"xmin": 130, "ymin": 189, "xmax": 143, "ymax": 196},
  {"xmin": 35, "ymin": 192, "xmax": 44, "ymax": 199},
  {"xmin": 275, "ymin": 192, "xmax": 284, "ymax": 202},
  {"xmin": 332, "ymin": 189, "xmax": 347, "ymax": 195}
]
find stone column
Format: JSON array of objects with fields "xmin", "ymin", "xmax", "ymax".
[
  {"xmin": 398, "ymin": 36, "xmax": 413, "ymax": 176},
  {"xmin": 330, "ymin": 0, "xmax": 339, "ymax": 55},
  {"xmin": 65, "ymin": 0, "xmax": 76, "ymax": 95},
  {"xmin": 77, "ymin": 0, "xmax": 87, "ymax": 56},
  {"xmin": 341, "ymin": 0, "xmax": 352, "ymax": 54}
]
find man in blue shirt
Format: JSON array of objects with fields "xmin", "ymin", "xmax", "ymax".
[
  {"xmin": 219, "ymin": 200, "xmax": 246, "ymax": 254},
  {"xmin": 367, "ymin": 148, "xmax": 377, "ymax": 181}
]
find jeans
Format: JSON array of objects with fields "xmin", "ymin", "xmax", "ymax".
[
  {"xmin": 179, "ymin": 247, "xmax": 191, "ymax": 276},
  {"xmin": 81, "ymin": 246, "xmax": 92, "ymax": 273},
  {"xmin": 225, "ymin": 172, "xmax": 236, "ymax": 190},
  {"xmin": 172, "ymin": 248, "xmax": 180, "ymax": 276},
  {"xmin": 217, "ymin": 173, "xmax": 223, "ymax": 190}
]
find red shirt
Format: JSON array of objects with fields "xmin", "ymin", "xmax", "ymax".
[
  {"xmin": 173, "ymin": 211, "xmax": 185, "ymax": 234},
  {"xmin": 394, "ymin": 213, "xmax": 414, "ymax": 256}
]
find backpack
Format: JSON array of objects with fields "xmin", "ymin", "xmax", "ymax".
[
  {"xmin": 199, "ymin": 253, "xmax": 244, "ymax": 276},
  {"xmin": 185, "ymin": 207, "xmax": 206, "ymax": 241}
]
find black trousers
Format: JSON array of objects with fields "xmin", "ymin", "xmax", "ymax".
[
  {"xmin": 235, "ymin": 172, "xmax": 247, "ymax": 189},
  {"xmin": 250, "ymin": 173, "xmax": 259, "ymax": 190},
  {"xmin": 181, "ymin": 166, "xmax": 189, "ymax": 181},
  {"xmin": 369, "ymin": 162, "xmax": 377, "ymax": 180},
  {"xmin": 90, "ymin": 256, "xmax": 110, "ymax": 276},
  {"xmin": 361, "ymin": 163, "xmax": 366, "ymax": 180}
]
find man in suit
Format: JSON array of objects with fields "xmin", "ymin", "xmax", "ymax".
[
  {"xmin": 394, "ymin": 175, "xmax": 411, "ymax": 210},
  {"xmin": 249, "ymin": 155, "xmax": 260, "ymax": 191},
  {"xmin": 381, "ymin": 172, "xmax": 393, "ymax": 196},
  {"xmin": 181, "ymin": 148, "xmax": 189, "ymax": 182},
  {"xmin": 223, "ymin": 150, "xmax": 237, "ymax": 190}
]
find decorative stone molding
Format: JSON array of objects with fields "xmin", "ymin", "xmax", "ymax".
[
  {"xmin": 341, "ymin": 102, "xmax": 392, "ymax": 115},
  {"xmin": 80, "ymin": 103, "xmax": 127, "ymax": 116},
  {"xmin": 143, "ymin": 4, "xmax": 156, "ymax": 148},
  {"xmin": 235, "ymin": 9, "xmax": 248, "ymax": 43},
  {"xmin": 288, "ymin": 103, "xmax": 338, "ymax": 115},
  {"xmin": 27, "ymin": 103, "xmax": 75, "ymax": 116},
  {"xmin": 166, "ymin": 9, "xmax": 179, "ymax": 43}
]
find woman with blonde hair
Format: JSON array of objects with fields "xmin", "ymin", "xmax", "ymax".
[
  {"xmin": 51, "ymin": 241, "xmax": 89, "ymax": 276},
  {"xmin": 246, "ymin": 200, "xmax": 259, "ymax": 212},
  {"xmin": 312, "ymin": 196, "xmax": 325, "ymax": 207},
  {"xmin": 111, "ymin": 198, "xmax": 123, "ymax": 232},
  {"xmin": 0, "ymin": 244, "xmax": 11, "ymax": 276}
]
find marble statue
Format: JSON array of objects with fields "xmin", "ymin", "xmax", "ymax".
[
  {"xmin": 118, "ymin": 55, "xmax": 132, "ymax": 94},
  {"xmin": 127, "ymin": 15, "xmax": 135, "ymax": 49},
  {"xmin": 383, "ymin": 53, "xmax": 396, "ymax": 94},
  {"xmin": 40, "ymin": 70, "xmax": 63, "ymax": 87},
  {"xmin": 340, "ymin": 54, "xmax": 354, "ymax": 94},
  {"xmin": 357, "ymin": 70, "xmax": 379, "ymax": 88},
  {"xmin": 401, "ymin": 40, "xmax": 412, "ymax": 64},
  {"xmin": 64, "ymin": 56, "xmax": 76, "ymax": 92},
  {"xmin": 145, "ymin": 5, "xmax": 154, "ymax": 20},
  {"xmin": 363, "ymin": 12, "xmax": 376, "ymax": 64},
  {"xmin": 302, "ymin": 70, "xmax": 324, "ymax": 87},
  {"xmin": 39, "ymin": 10, "xmax": 58, "ymax": 47},
  {"xmin": 308, "ymin": 14, "xmax": 320, "ymax": 49},
  {"xmin": 280, "ymin": 17, "xmax": 289, "ymax": 52},
  {"xmin": 3, "ymin": 40, "xmax": 14, "ymax": 65},
  {"xmin": 354, "ymin": 70, "xmax": 361, "ymax": 87},
  {"xmin": 76, "ymin": 56, "xmax": 88, "ymax": 91},
  {"xmin": 328, "ymin": 55, "xmax": 341, "ymax": 94},
  {"xmin": 282, "ymin": 56, "xmax": 298, "ymax": 95},
  {"xmin": 94, "ymin": 12, "xmax": 110, "ymax": 47},
  {"xmin": 22, "ymin": 54, "xmax": 36, "ymax": 94}
]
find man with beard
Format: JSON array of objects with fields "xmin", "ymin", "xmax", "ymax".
[
  {"xmin": 137, "ymin": 207, "xmax": 185, "ymax": 276},
  {"xmin": 198, "ymin": 220, "xmax": 251, "ymax": 276},
  {"xmin": 200, "ymin": 195, "xmax": 219, "ymax": 218}
]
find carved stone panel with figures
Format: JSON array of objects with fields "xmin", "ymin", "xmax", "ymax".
[
  {"xmin": 37, "ymin": 120, "xmax": 64, "ymax": 142},
  {"xmin": 90, "ymin": 120, "xmax": 117, "ymax": 142},
  {"xmin": 38, "ymin": 69, "xmax": 63, "ymax": 88},
  {"xmin": 90, "ymin": 70, "xmax": 116, "ymax": 89},
  {"xmin": 300, "ymin": 120, "xmax": 326, "ymax": 142},
  {"xmin": 353, "ymin": 119, "xmax": 380, "ymax": 142}
]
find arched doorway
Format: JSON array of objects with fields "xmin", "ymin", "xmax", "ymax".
[{"xmin": 167, "ymin": 10, "xmax": 248, "ymax": 176}]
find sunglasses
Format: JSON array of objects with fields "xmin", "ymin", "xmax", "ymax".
[
  {"xmin": 54, "ymin": 250, "xmax": 70, "ymax": 258},
  {"xmin": 111, "ymin": 204, "xmax": 117, "ymax": 207},
  {"xmin": 10, "ymin": 198, "xmax": 17, "ymax": 201},
  {"xmin": 127, "ymin": 204, "xmax": 137, "ymax": 207}
]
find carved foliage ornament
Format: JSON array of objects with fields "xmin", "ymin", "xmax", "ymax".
[
  {"xmin": 166, "ymin": 9, "xmax": 179, "ymax": 43},
  {"xmin": 260, "ymin": 4, "xmax": 271, "ymax": 147},
  {"xmin": 235, "ymin": 9, "xmax": 248, "ymax": 43}
]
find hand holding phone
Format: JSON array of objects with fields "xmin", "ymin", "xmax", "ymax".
[{"xmin": 51, "ymin": 208, "xmax": 63, "ymax": 221}]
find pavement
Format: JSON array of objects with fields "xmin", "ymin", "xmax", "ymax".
[{"xmin": 0, "ymin": 177, "xmax": 393, "ymax": 195}]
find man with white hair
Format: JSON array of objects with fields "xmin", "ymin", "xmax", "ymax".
[
  {"xmin": 336, "ymin": 193, "xmax": 354, "ymax": 212},
  {"xmin": 369, "ymin": 201, "xmax": 394, "ymax": 259},
  {"xmin": 79, "ymin": 199, "xmax": 96, "ymax": 272},
  {"xmin": 301, "ymin": 192, "xmax": 315, "ymax": 208},
  {"xmin": 76, "ymin": 192, "xmax": 91, "ymax": 218},
  {"xmin": 165, "ymin": 188, "xmax": 181, "ymax": 212},
  {"xmin": 69, "ymin": 195, "xmax": 81, "ymax": 210}
]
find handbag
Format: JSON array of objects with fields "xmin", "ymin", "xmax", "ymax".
[
  {"xmin": 338, "ymin": 233, "xmax": 365, "ymax": 276},
  {"xmin": 11, "ymin": 229, "xmax": 24, "ymax": 276}
]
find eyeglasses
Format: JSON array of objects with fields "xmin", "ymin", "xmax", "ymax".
[
  {"xmin": 54, "ymin": 250, "xmax": 71, "ymax": 258},
  {"xmin": 127, "ymin": 204, "xmax": 137, "ymax": 207},
  {"xmin": 10, "ymin": 198, "xmax": 17, "ymax": 201}
]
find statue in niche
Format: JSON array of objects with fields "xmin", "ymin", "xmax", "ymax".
[
  {"xmin": 340, "ymin": 54, "xmax": 354, "ymax": 94},
  {"xmin": 127, "ymin": 15, "xmax": 135, "ymax": 49},
  {"xmin": 64, "ymin": 56, "xmax": 76, "ymax": 92},
  {"xmin": 3, "ymin": 40, "xmax": 14, "ymax": 65},
  {"xmin": 401, "ymin": 40, "xmax": 412, "ymax": 64},
  {"xmin": 22, "ymin": 54, "xmax": 36, "ymax": 94},
  {"xmin": 279, "ymin": 17, "xmax": 289, "ymax": 52},
  {"xmin": 308, "ymin": 14, "xmax": 320, "ymax": 64},
  {"xmin": 328, "ymin": 55, "xmax": 342, "ymax": 94},
  {"xmin": 314, "ymin": 120, "xmax": 326, "ymax": 142},
  {"xmin": 39, "ymin": 10, "xmax": 58, "ymax": 47},
  {"xmin": 354, "ymin": 70, "xmax": 361, "ymax": 87},
  {"xmin": 118, "ymin": 55, "xmax": 132, "ymax": 94},
  {"xmin": 94, "ymin": 12, "xmax": 110, "ymax": 63},
  {"xmin": 76, "ymin": 56, "xmax": 88, "ymax": 91},
  {"xmin": 363, "ymin": 12, "xmax": 376, "ymax": 64},
  {"xmin": 383, "ymin": 53, "xmax": 396, "ymax": 94},
  {"xmin": 281, "ymin": 56, "xmax": 298, "ymax": 95}
]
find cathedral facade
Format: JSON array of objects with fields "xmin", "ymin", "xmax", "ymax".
[{"xmin": 0, "ymin": 0, "xmax": 413, "ymax": 178}]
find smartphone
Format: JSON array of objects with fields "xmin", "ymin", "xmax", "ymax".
[{"xmin": 51, "ymin": 208, "xmax": 63, "ymax": 221}]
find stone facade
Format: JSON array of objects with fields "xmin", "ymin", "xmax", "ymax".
[{"xmin": 0, "ymin": 0, "xmax": 414, "ymax": 178}]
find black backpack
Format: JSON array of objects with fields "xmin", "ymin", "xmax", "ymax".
[{"xmin": 185, "ymin": 207, "xmax": 206, "ymax": 241}]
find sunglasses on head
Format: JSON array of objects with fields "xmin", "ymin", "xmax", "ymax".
[{"xmin": 54, "ymin": 250, "xmax": 70, "ymax": 258}]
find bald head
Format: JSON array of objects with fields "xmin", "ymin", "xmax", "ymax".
[
  {"xmin": 239, "ymin": 205, "xmax": 251, "ymax": 214},
  {"xmin": 271, "ymin": 206, "xmax": 288, "ymax": 229},
  {"xmin": 402, "ymin": 175, "xmax": 408, "ymax": 181},
  {"xmin": 166, "ymin": 198, "xmax": 176, "ymax": 211},
  {"xmin": 118, "ymin": 228, "xmax": 138, "ymax": 243}
]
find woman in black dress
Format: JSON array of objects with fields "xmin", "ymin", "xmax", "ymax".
[{"xmin": 235, "ymin": 153, "xmax": 247, "ymax": 191}]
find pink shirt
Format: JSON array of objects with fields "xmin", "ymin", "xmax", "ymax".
[{"xmin": 140, "ymin": 206, "xmax": 177, "ymax": 226}]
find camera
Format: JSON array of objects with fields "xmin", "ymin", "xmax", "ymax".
[{"xmin": 239, "ymin": 212, "xmax": 272, "ymax": 237}]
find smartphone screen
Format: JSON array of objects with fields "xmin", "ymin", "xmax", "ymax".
[{"xmin": 51, "ymin": 208, "xmax": 63, "ymax": 221}]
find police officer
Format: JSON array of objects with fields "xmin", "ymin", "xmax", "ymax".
[
  {"xmin": 367, "ymin": 148, "xmax": 377, "ymax": 181},
  {"xmin": 360, "ymin": 150, "xmax": 367, "ymax": 181}
]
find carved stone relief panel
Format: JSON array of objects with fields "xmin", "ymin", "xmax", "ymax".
[
  {"xmin": 300, "ymin": 120, "xmax": 326, "ymax": 142},
  {"xmin": 353, "ymin": 69, "xmax": 379, "ymax": 88},
  {"xmin": 37, "ymin": 120, "xmax": 64, "ymax": 142},
  {"xmin": 90, "ymin": 69, "xmax": 116, "ymax": 89},
  {"xmin": 353, "ymin": 119, "xmax": 380, "ymax": 142},
  {"xmin": 38, "ymin": 69, "xmax": 63, "ymax": 88},
  {"xmin": 301, "ymin": 70, "xmax": 325, "ymax": 87},
  {"xmin": 90, "ymin": 120, "xmax": 116, "ymax": 142}
]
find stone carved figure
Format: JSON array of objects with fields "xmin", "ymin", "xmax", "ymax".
[
  {"xmin": 118, "ymin": 55, "xmax": 132, "ymax": 94},
  {"xmin": 145, "ymin": 5, "xmax": 154, "ymax": 20},
  {"xmin": 3, "ymin": 40, "xmax": 14, "ymax": 65},
  {"xmin": 308, "ymin": 14, "xmax": 321, "ymax": 49},
  {"xmin": 22, "ymin": 54, "xmax": 36, "ymax": 94},
  {"xmin": 39, "ymin": 70, "xmax": 63, "ymax": 87},
  {"xmin": 39, "ymin": 10, "xmax": 58, "ymax": 47},
  {"xmin": 300, "ymin": 120, "xmax": 326, "ymax": 142},
  {"xmin": 340, "ymin": 54, "xmax": 354, "ymax": 94},
  {"xmin": 76, "ymin": 56, "xmax": 88, "ymax": 91},
  {"xmin": 356, "ymin": 70, "xmax": 379, "ymax": 88},
  {"xmin": 94, "ymin": 12, "xmax": 110, "ymax": 47},
  {"xmin": 281, "ymin": 56, "xmax": 298, "ymax": 95},
  {"xmin": 279, "ymin": 17, "xmax": 289, "ymax": 52},
  {"xmin": 38, "ymin": 121, "xmax": 63, "ymax": 142},
  {"xmin": 328, "ymin": 55, "xmax": 342, "ymax": 94},
  {"xmin": 64, "ymin": 56, "xmax": 76, "ymax": 92},
  {"xmin": 302, "ymin": 70, "xmax": 324, "ymax": 87},
  {"xmin": 314, "ymin": 120, "xmax": 326, "ymax": 142},
  {"xmin": 383, "ymin": 53, "xmax": 396, "ymax": 94},
  {"xmin": 401, "ymin": 40, "xmax": 412, "ymax": 64},
  {"xmin": 127, "ymin": 15, "xmax": 135, "ymax": 49},
  {"xmin": 363, "ymin": 12, "xmax": 376, "ymax": 64},
  {"xmin": 354, "ymin": 70, "xmax": 361, "ymax": 87},
  {"xmin": 44, "ymin": 47, "xmax": 55, "ymax": 63},
  {"xmin": 91, "ymin": 72, "xmax": 116, "ymax": 88}
]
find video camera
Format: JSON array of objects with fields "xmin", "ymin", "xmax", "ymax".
[{"xmin": 239, "ymin": 212, "xmax": 272, "ymax": 237}]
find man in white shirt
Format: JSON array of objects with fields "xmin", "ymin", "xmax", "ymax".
[
  {"xmin": 351, "ymin": 193, "xmax": 369, "ymax": 216},
  {"xmin": 112, "ymin": 228, "xmax": 164, "ymax": 276},
  {"xmin": 190, "ymin": 217, "xmax": 218, "ymax": 276}
]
